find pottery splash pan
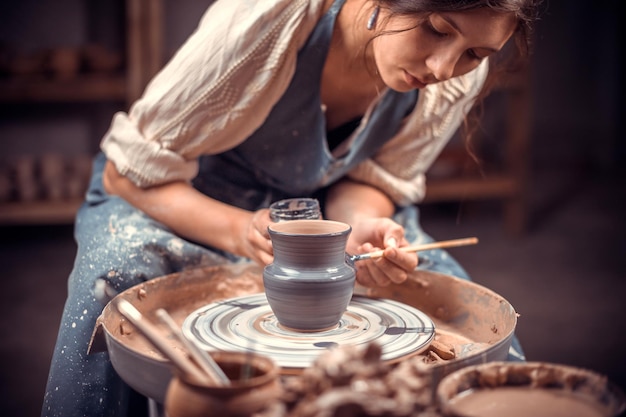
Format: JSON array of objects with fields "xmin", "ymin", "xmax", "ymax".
[{"xmin": 89, "ymin": 263, "xmax": 517, "ymax": 404}]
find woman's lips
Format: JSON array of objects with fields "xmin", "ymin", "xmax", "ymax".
[{"xmin": 403, "ymin": 70, "xmax": 427, "ymax": 89}]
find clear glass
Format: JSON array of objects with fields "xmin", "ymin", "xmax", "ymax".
[{"xmin": 269, "ymin": 198, "xmax": 321, "ymax": 222}]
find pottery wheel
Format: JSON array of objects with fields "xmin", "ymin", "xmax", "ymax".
[{"xmin": 182, "ymin": 293, "xmax": 435, "ymax": 372}]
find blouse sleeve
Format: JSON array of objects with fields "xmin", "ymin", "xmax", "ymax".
[
  {"xmin": 100, "ymin": 0, "xmax": 325, "ymax": 188},
  {"xmin": 346, "ymin": 59, "xmax": 489, "ymax": 206}
]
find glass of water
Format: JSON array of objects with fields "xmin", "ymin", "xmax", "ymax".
[{"xmin": 269, "ymin": 198, "xmax": 321, "ymax": 222}]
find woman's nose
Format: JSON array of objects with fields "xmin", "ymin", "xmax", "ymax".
[{"xmin": 426, "ymin": 52, "xmax": 458, "ymax": 82}]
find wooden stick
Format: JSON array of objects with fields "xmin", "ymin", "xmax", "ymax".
[
  {"xmin": 116, "ymin": 299, "xmax": 210, "ymax": 385},
  {"xmin": 350, "ymin": 237, "xmax": 479, "ymax": 261},
  {"xmin": 155, "ymin": 308, "xmax": 230, "ymax": 385}
]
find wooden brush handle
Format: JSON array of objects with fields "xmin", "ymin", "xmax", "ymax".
[{"xmin": 352, "ymin": 237, "xmax": 478, "ymax": 261}]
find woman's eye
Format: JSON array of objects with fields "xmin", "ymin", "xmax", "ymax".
[
  {"xmin": 425, "ymin": 20, "xmax": 447, "ymax": 38},
  {"xmin": 467, "ymin": 49, "xmax": 488, "ymax": 62},
  {"xmin": 466, "ymin": 49, "xmax": 482, "ymax": 60}
]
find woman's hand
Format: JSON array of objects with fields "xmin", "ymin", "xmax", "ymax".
[
  {"xmin": 347, "ymin": 217, "xmax": 418, "ymax": 287},
  {"xmin": 324, "ymin": 179, "xmax": 419, "ymax": 287},
  {"xmin": 242, "ymin": 208, "xmax": 274, "ymax": 265}
]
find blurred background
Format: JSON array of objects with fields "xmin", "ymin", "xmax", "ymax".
[{"xmin": 1, "ymin": 1, "xmax": 624, "ymax": 416}]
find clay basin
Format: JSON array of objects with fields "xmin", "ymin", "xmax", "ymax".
[
  {"xmin": 437, "ymin": 361, "xmax": 626, "ymax": 416},
  {"xmin": 89, "ymin": 263, "xmax": 517, "ymax": 404}
]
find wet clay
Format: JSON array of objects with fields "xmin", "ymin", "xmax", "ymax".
[
  {"xmin": 424, "ymin": 328, "xmax": 491, "ymax": 363},
  {"xmin": 94, "ymin": 264, "xmax": 265, "ymax": 360},
  {"xmin": 354, "ymin": 272, "xmax": 514, "ymax": 366},
  {"xmin": 281, "ymin": 343, "xmax": 438, "ymax": 416},
  {"xmin": 446, "ymin": 387, "xmax": 612, "ymax": 417},
  {"xmin": 437, "ymin": 362, "xmax": 626, "ymax": 417}
]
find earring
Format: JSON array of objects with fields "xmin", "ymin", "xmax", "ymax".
[{"xmin": 366, "ymin": 6, "xmax": 380, "ymax": 30}]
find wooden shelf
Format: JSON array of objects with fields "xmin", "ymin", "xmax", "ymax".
[
  {"xmin": 0, "ymin": 199, "xmax": 83, "ymax": 225},
  {"xmin": 0, "ymin": 0, "xmax": 164, "ymax": 226},
  {"xmin": 0, "ymin": 0, "xmax": 164, "ymax": 106},
  {"xmin": 0, "ymin": 75, "xmax": 127, "ymax": 103},
  {"xmin": 424, "ymin": 175, "xmax": 518, "ymax": 202}
]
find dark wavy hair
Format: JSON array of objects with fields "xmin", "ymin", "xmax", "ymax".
[
  {"xmin": 372, "ymin": 0, "xmax": 544, "ymax": 162},
  {"xmin": 376, "ymin": 0, "xmax": 543, "ymax": 59}
]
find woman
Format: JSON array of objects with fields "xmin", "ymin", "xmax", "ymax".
[{"xmin": 42, "ymin": 0, "xmax": 542, "ymax": 416}]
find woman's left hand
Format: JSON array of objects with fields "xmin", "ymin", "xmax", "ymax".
[{"xmin": 347, "ymin": 217, "xmax": 418, "ymax": 287}]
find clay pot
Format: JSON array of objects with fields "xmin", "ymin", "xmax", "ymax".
[
  {"xmin": 165, "ymin": 351, "xmax": 282, "ymax": 417},
  {"xmin": 48, "ymin": 47, "xmax": 80, "ymax": 80},
  {"xmin": 263, "ymin": 219, "xmax": 356, "ymax": 331}
]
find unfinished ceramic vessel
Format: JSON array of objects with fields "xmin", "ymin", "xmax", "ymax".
[
  {"xmin": 165, "ymin": 351, "xmax": 281, "ymax": 417},
  {"xmin": 263, "ymin": 219, "xmax": 355, "ymax": 331}
]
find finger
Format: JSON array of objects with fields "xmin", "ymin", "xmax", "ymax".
[
  {"xmin": 374, "ymin": 255, "xmax": 409, "ymax": 284},
  {"xmin": 358, "ymin": 247, "xmax": 411, "ymax": 285},
  {"xmin": 256, "ymin": 250, "xmax": 274, "ymax": 266},
  {"xmin": 253, "ymin": 231, "xmax": 273, "ymax": 257},
  {"xmin": 353, "ymin": 257, "xmax": 377, "ymax": 287},
  {"xmin": 352, "ymin": 242, "xmax": 375, "ymax": 259},
  {"xmin": 384, "ymin": 246, "xmax": 418, "ymax": 272},
  {"xmin": 381, "ymin": 248, "xmax": 414, "ymax": 284},
  {"xmin": 354, "ymin": 243, "xmax": 393, "ymax": 286},
  {"xmin": 361, "ymin": 258, "xmax": 393, "ymax": 287},
  {"xmin": 355, "ymin": 267, "xmax": 380, "ymax": 288},
  {"xmin": 382, "ymin": 224, "xmax": 405, "ymax": 249},
  {"xmin": 386, "ymin": 266, "xmax": 408, "ymax": 284},
  {"xmin": 252, "ymin": 209, "xmax": 272, "ymax": 239},
  {"xmin": 248, "ymin": 237, "xmax": 273, "ymax": 266}
]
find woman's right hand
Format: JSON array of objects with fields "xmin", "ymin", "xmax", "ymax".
[{"xmin": 241, "ymin": 208, "xmax": 274, "ymax": 266}]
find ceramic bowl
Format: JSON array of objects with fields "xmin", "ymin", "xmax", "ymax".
[
  {"xmin": 165, "ymin": 351, "xmax": 282, "ymax": 417},
  {"xmin": 436, "ymin": 361, "xmax": 626, "ymax": 417}
]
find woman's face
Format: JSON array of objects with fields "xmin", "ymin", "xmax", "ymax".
[{"xmin": 372, "ymin": 8, "xmax": 517, "ymax": 91}]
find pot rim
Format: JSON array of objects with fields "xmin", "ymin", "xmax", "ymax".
[
  {"xmin": 268, "ymin": 219, "xmax": 351, "ymax": 236},
  {"xmin": 437, "ymin": 361, "xmax": 626, "ymax": 416},
  {"xmin": 173, "ymin": 350, "xmax": 280, "ymax": 390}
]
